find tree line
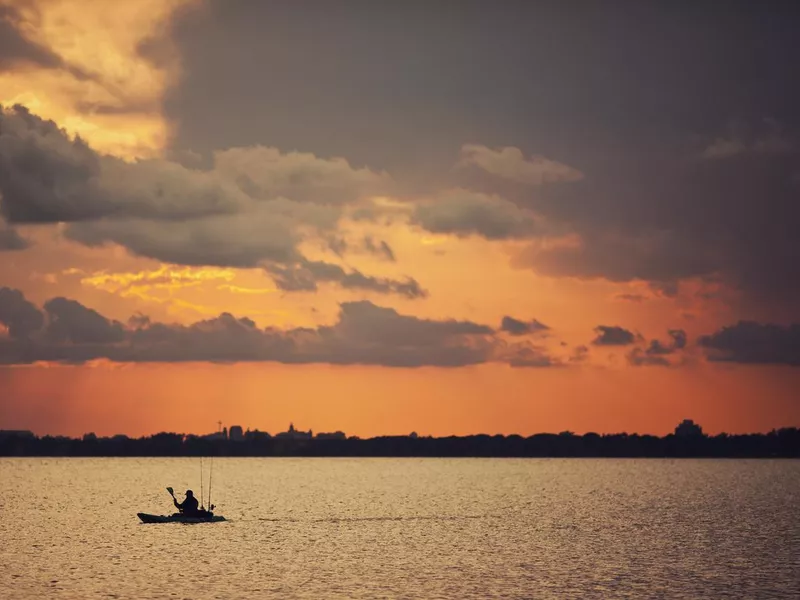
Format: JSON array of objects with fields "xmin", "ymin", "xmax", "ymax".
[{"xmin": 1, "ymin": 429, "xmax": 798, "ymax": 457}]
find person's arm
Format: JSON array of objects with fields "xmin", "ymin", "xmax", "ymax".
[{"xmin": 173, "ymin": 498, "xmax": 183, "ymax": 511}]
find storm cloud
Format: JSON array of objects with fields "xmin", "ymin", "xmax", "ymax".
[
  {"xmin": 0, "ymin": 288, "xmax": 557, "ymax": 368},
  {"xmin": 699, "ymin": 321, "xmax": 800, "ymax": 366},
  {"xmin": 149, "ymin": 2, "xmax": 800, "ymax": 315}
]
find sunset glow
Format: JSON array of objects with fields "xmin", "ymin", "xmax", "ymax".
[{"xmin": 1, "ymin": 0, "xmax": 798, "ymax": 439}]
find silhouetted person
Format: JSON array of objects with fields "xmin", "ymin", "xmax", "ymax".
[{"xmin": 174, "ymin": 490, "xmax": 200, "ymax": 516}]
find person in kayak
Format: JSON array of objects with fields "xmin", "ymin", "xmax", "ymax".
[{"xmin": 173, "ymin": 490, "xmax": 201, "ymax": 516}]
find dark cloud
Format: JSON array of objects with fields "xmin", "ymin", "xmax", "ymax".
[
  {"xmin": 569, "ymin": 345, "xmax": 589, "ymax": 363},
  {"xmin": 0, "ymin": 289, "xmax": 560, "ymax": 368},
  {"xmin": 324, "ymin": 234, "xmax": 348, "ymax": 257},
  {"xmin": 500, "ymin": 316, "xmax": 549, "ymax": 336},
  {"xmin": 500, "ymin": 341, "xmax": 557, "ymax": 368},
  {"xmin": 519, "ymin": 138, "xmax": 800, "ymax": 315},
  {"xmin": 264, "ymin": 259, "xmax": 427, "ymax": 299},
  {"xmin": 628, "ymin": 329, "xmax": 687, "ymax": 367},
  {"xmin": 592, "ymin": 326, "xmax": 637, "ymax": 346},
  {"xmin": 699, "ymin": 321, "xmax": 800, "ymax": 366},
  {"xmin": 0, "ymin": 287, "xmax": 44, "ymax": 338},
  {"xmin": 0, "ymin": 222, "xmax": 28, "ymax": 250},
  {"xmin": 412, "ymin": 190, "xmax": 536, "ymax": 240},
  {"xmin": 43, "ymin": 297, "xmax": 125, "ymax": 345},
  {"xmin": 144, "ymin": 1, "xmax": 800, "ymax": 314},
  {"xmin": 0, "ymin": 6, "xmax": 64, "ymax": 71},
  {"xmin": 163, "ymin": 2, "xmax": 800, "ymax": 182},
  {"xmin": 324, "ymin": 235, "xmax": 396, "ymax": 262},
  {"xmin": 1, "ymin": 106, "xmax": 389, "ymax": 272},
  {"xmin": 0, "ymin": 108, "xmax": 415, "ymax": 298},
  {"xmin": 0, "ymin": 105, "xmax": 243, "ymax": 223},
  {"xmin": 66, "ymin": 209, "xmax": 302, "ymax": 268},
  {"xmin": 363, "ymin": 236, "xmax": 396, "ymax": 262}
]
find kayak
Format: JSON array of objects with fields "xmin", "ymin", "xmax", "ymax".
[{"xmin": 137, "ymin": 512, "xmax": 226, "ymax": 524}]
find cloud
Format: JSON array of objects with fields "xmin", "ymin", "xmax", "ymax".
[
  {"xmin": 1, "ymin": 105, "xmax": 405, "ymax": 276},
  {"xmin": 499, "ymin": 341, "xmax": 557, "ymax": 368},
  {"xmin": 264, "ymin": 259, "xmax": 427, "ymax": 299},
  {"xmin": 213, "ymin": 145, "xmax": 392, "ymax": 205},
  {"xmin": 569, "ymin": 345, "xmax": 589, "ymax": 363},
  {"xmin": 65, "ymin": 207, "xmax": 302, "ymax": 268},
  {"xmin": 516, "ymin": 136, "xmax": 800, "ymax": 313},
  {"xmin": 457, "ymin": 144, "xmax": 583, "ymax": 185},
  {"xmin": 0, "ymin": 0, "xmax": 198, "ymax": 158},
  {"xmin": 324, "ymin": 235, "xmax": 397, "ymax": 262},
  {"xmin": 699, "ymin": 321, "xmax": 800, "ymax": 366},
  {"xmin": 0, "ymin": 5, "xmax": 65, "ymax": 71},
  {"xmin": 592, "ymin": 325, "xmax": 637, "ymax": 346},
  {"xmin": 412, "ymin": 189, "xmax": 537, "ymax": 240},
  {"xmin": 362, "ymin": 236, "xmax": 395, "ymax": 262},
  {"xmin": 0, "ymin": 287, "xmax": 44, "ymax": 338},
  {"xmin": 0, "ymin": 220, "xmax": 28, "ymax": 250},
  {"xmin": 628, "ymin": 329, "xmax": 687, "ymax": 367},
  {"xmin": 0, "ymin": 105, "xmax": 245, "ymax": 223},
  {"xmin": 43, "ymin": 297, "xmax": 125, "ymax": 344},
  {"xmin": 500, "ymin": 316, "xmax": 549, "ymax": 336},
  {"xmin": 0, "ymin": 288, "xmax": 562, "ymax": 368}
]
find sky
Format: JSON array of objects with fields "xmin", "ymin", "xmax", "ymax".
[{"xmin": 0, "ymin": 0, "xmax": 798, "ymax": 438}]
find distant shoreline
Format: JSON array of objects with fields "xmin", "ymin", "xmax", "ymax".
[{"xmin": 2, "ymin": 429, "xmax": 798, "ymax": 458}]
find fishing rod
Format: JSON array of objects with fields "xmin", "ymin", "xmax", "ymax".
[
  {"xmin": 208, "ymin": 456, "xmax": 214, "ymax": 511},
  {"xmin": 200, "ymin": 456, "xmax": 204, "ymax": 510}
]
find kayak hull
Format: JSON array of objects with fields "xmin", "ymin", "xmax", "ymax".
[{"xmin": 137, "ymin": 512, "xmax": 226, "ymax": 524}]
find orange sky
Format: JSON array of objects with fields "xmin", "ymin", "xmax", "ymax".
[{"xmin": 0, "ymin": 0, "xmax": 798, "ymax": 438}]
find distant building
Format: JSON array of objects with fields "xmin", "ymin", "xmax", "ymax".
[
  {"xmin": 315, "ymin": 431, "xmax": 346, "ymax": 440},
  {"xmin": 0, "ymin": 430, "xmax": 34, "ymax": 440},
  {"xmin": 675, "ymin": 419, "xmax": 704, "ymax": 437},
  {"xmin": 244, "ymin": 429, "xmax": 271, "ymax": 441},
  {"xmin": 229, "ymin": 425, "xmax": 244, "ymax": 441},
  {"xmin": 276, "ymin": 423, "xmax": 312, "ymax": 441}
]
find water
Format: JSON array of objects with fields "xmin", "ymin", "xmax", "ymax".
[{"xmin": 1, "ymin": 458, "xmax": 798, "ymax": 599}]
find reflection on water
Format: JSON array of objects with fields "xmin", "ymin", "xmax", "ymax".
[{"xmin": 1, "ymin": 458, "xmax": 798, "ymax": 599}]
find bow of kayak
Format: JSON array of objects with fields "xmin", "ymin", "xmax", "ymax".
[{"xmin": 137, "ymin": 512, "xmax": 227, "ymax": 524}]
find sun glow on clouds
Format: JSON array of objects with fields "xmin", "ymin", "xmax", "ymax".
[
  {"xmin": 0, "ymin": 0, "xmax": 198, "ymax": 158},
  {"xmin": 68, "ymin": 264, "xmax": 290, "ymax": 323},
  {"xmin": 76, "ymin": 266, "xmax": 238, "ymax": 296}
]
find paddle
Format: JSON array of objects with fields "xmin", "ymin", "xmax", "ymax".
[{"xmin": 167, "ymin": 486, "xmax": 181, "ymax": 512}]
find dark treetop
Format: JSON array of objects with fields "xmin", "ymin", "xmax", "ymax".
[{"xmin": 1, "ymin": 428, "xmax": 798, "ymax": 458}]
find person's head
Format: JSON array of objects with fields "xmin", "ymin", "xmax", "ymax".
[{"xmin": 185, "ymin": 490, "xmax": 194, "ymax": 497}]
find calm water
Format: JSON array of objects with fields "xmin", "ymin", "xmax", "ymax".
[{"xmin": 1, "ymin": 458, "xmax": 798, "ymax": 599}]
